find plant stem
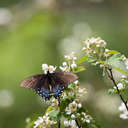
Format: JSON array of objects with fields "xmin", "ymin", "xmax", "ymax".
[
  {"xmin": 75, "ymin": 119, "xmax": 81, "ymax": 128},
  {"xmin": 58, "ymin": 98, "xmax": 61, "ymax": 128},
  {"xmin": 58, "ymin": 121, "xmax": 60, "ymax": 128},
  {"xmin": 107, "ymin": 67, "xmax": 128, "ymax": 111}
]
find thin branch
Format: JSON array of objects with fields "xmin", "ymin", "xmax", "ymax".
[
  {"xmin": 107, "ymin": 67, "xmax": 128, "ymax": 111},
  {"xmin": 75, "ymin": 119, "xmax": 81, "ymax": 128},
  {"xmin": 58, "ymin": 121, "xmax": 60, "ymax": 128},
  {"xmin": 58, "ymin": 98, "xmax": 61, "ymax": 128}
]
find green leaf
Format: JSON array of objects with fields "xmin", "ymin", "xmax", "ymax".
[
  {"xmin": 77, "ymin": 55, "xmax": 88, "ymax": 64},
  {"xmin": 107, "ymin": 50, "xmax": 120, "ymax": 54},
  {"xmin": 87, "ymin": 56, "xmax": 96, "ymax": 63},
  {"xmin": 46, "ymin": 106, "xmax": 54, "ymax": 113},
  {"xmin": 108, "ymin": 89, "xmax": 115, "ymax": 94},
  {"xmin": 48, "ymin": 110, "xmax": 59, "ymax": 118},
  {"xmin": 114, "ymin": 67, "xmax": 128, "ymax": 76},
  {"xmin": 122, "ymin": 88, "xmax": 128, "ymax": 100},
  {"xmin": 106, "ymin": 53, "xmax": 128, "ymax": 76},
  {"xmin": 60, "ymin": 99, "xmax": 71, "ymax": 112},
  {"xmin": 73, "ymin": 66, "xmax": 86, "ymax": 73}
]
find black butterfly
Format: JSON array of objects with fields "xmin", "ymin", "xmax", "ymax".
[{"xmin": 20, "ymin": 71, "xmax": 78, "ymax": 100}]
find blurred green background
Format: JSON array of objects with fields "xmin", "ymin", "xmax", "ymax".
[{"xmin": 0, "ymin": 0, "xmax": 128, "ymax": 128}]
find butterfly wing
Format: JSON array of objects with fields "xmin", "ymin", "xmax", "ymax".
[
  {"xmin": 20, "ymin": 74, "xmax": 51, "ymax": 100},
  {"xmin": 50, "ymin": 72, "xmax": 78, "ymax": 98},
  {"xmin": 20, "ymin": 74, "xmax": 44, "ymax": 89}
]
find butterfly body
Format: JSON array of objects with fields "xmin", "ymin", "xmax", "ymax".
[{"xmin": 21, "ymin": 71, "xmax": 78, "ymax": 100}]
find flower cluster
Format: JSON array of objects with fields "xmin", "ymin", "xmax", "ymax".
[
  {"xmin": 65, "ymin": 100, "xmax": 81, "ymax": 115},
  {"xmin": 64, "ymin": 120, "xmax": 78, "ymax": 128},
  {"xmin": 26, "ymin": 37, "xmax": 117, "ymax": 128},
  {"xmin": 60, "ymin": 52, "xmax": 77, "ymax": 72},
  {"xmin": 65, "ymin": 52, "xmax": 77, "ymax": 60},
  {"xmin": 33, "ymin": 114, "xmax": 56, "ymax": 128},
  {"xmin": 42, "ymin": 64, "xmax": 56, "ymax": 74},
  {"xmin": 124, "ymin": 58, "xmax": 128, "ymax": 70},
  {"xmin": 81, "ymin": 112, "xmax": 92, "ymax": 123},
  {"xmin": 113, "ymin": 83, "xmax": 124, "ymax": 90},
  {"xmin": 82, "ymin": 37, "xmax": 106, "ymax": 54},
  {"xmin": 118, "ymin": 102, "xmax": 128, "ymax": 119},
  {"xmin": 62, "ymin": 80, "xmax": 87, "ymax": 99}
]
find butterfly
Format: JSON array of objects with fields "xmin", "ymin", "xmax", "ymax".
[{"xmin": 20, "ymin": 71, "xmax": 78, "ymax": 100}]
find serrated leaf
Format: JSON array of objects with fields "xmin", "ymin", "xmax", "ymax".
[{"xmin": 77, "ymin": 55, "xmax": 88, "ymax": 64}]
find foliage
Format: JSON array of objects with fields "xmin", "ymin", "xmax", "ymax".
[{"xmin": 25, "ymin": 37, "xmax": 128, "ymax": 128}]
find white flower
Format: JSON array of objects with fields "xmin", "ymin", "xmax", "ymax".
[
  {"xmin": 82, "ymin": 47, "xmax": 86, "ymax": 51},
  {"xmin": 124, "ymin": 59, "xmax": 128, "ymax": 66},
  {"xmin": 97, "ymin": 39, "xmax": 106, "ymax": 47},
  {"xmin": 118, "ymin": 102, "xmax": 128, "ymax": 120},
  {"xmin": 69, "ymin": 120, "xmax": 77, "ymax": 127},
  {"xmin": 124, "ymin": 59, "xmax": 128, "ymax": 70},
  {"xmin": 26, "ymin": 118, "xmax": 31, "ymax": 123},
  {"xmin": 59, "ymin": 62, "xmax": 69, "ymax": 72},
  {"xmin": 74, "ymin": 80, "xmax": 79, "ymax": 85},
  {"xmin": 85, "ymin": 119, "xmax": 91, "ymax": 123},
  {"xmin": 66, "ymin": 110, "xmax": 71, "ymax": 115},
  {"xmin": 81, "ymin": 112, "xmax": 92, "ymax": 123},
  {"xmin": 65, "ymin": 101, "xmax": 78, "ymax": 115},
  {"xmin": 104, "ymin": 49, "xmax": 111, "ymax": 57},
  {"xmin": 78, "ymin": 87, "xmax": 87, "ymax": 94},
  {"xmin": 64, "ymin": 120, "xmax": 69, "ymax": 127},
  {"xmin": 125, "ymin": 59, "xmax": 128, "ymax": 70},
  {"xmin": 33, "ymin": 114, "xmax": 56, "ymax": 128},
  {"xmin": 42, "ymin": 64, "xmax": 56, "ymax": 74},
  {"xmin": 59, "ymin": 66, "xmax": 67, "ymax": 72},
  {"xmin": 65, "ymin": 52, "xmax": 77, "ymax": 60},
  {"xmin": 78, "ymin": 103, "xmax": 82, "ymax": 108},
  {"xmin": 83, "ymin": 40, "xmax": 91, "ymax": 48},
  {"xmin": 62, "ymin": 92, "xmax": 68, "ymax": 99},
  {"xmin": 83, "ymin": 37, "xmax": 107, "ymax": 54},
  {"xmin": 114, "ymin": 83, "xmax": 124, "ymax": 90},
  {"xmin": 64, "ymin": 120, "xmax": 78, "ymax": 128},
  {"xmin": 68, "ymin": 92, "xmax": 74, "ymax": 97},
  {"xmin": 122, "ymin": 56, "xmax": 127, "ymax": 61},
  {"xmin": 33, "ymin": 117, "xmax": 43, "ymax": 128},
  {"xmin": 71, "ymin": 114, "xmax": 76, "ymax": 119},
  {"xmin": 120, "ymin": 113, "xmax": 128, "ymax": 119},
  {"xmin": 63, "ymin": 62, "xmax": 67, "ymax": 66},
  {"xmin": 121, "ymin": 75, "xmax": 127, "ymax": 79},
  {"xmin": 71, "ymin": 61, "xmax": 77, "ymax": 68},
  {"xmin": 69, "ymin": 101, "xmax": 78, "ymax": 111},
  {"xmin": 118, "ymin": 102, "xmax": 127, "ymax": 112}
]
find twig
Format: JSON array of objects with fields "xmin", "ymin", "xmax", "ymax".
[
  {"xmin": 107, "ymin": 67, "xmax": 128, "ymax": 111},
  {"xmin": 75, "ymin": 119, "xmax": 81, "ymax": 128},
  {"xmin": 58, "ymin": 98, "xmax": 61, "ymax": 128}
]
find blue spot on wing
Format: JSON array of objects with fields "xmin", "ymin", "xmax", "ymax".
[
  {"xmin": 53, "ymin": 85, "xmax": 64, "ymax": 98},
  {"xmin": 37, "ymin": 88, "xmax": 50, "ymax": 100},
  {"xmin": 36, "ymin": 85, "xmax": 64, "ymax": 100}
]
